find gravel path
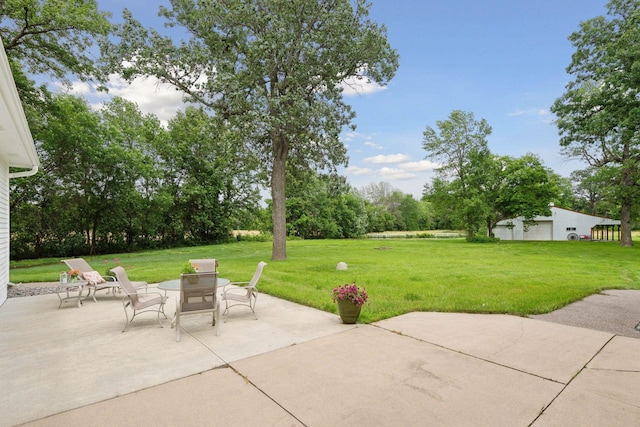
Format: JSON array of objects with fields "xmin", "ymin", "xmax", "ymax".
[{"xmin": 8, "ymin": 282, "xmax": 63, "ymax": 298}]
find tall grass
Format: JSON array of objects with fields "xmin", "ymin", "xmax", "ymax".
[{"xmin": 10, "ymin": 239, "xmax": 640, "ymax": 323}]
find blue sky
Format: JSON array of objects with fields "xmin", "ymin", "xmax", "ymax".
[{"xmin": 87, "ymin": 0, "xmax": 609, "ymax": 198}]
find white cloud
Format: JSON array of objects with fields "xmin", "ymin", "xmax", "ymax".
[
  {"xmin": 338, "ymin": 66, "xmax": 388, "ymax": 96},
  {"xmin": 106, "ymin": 74, "xmax": 186, "ymax": 124},
  {"xmin": 60, "ymin": 74, "xmax": 189, "ymax": 126},
  {"xmin": 508, "ymin": 108, "xmax": 551, "ymax": 118},
  {"xmin": 380, "ymin": 167, "xmax": 417, "ymax": 180},
  {"xmin": 399, "ymin": 160, "xmax": 439, "ymax": 172},
  {"xmin": 346, "ymin": 166, "xmax": 374, "ymax": 176},
  {"xmin": 364, "ymin": 140, "xmax": 384, "ymax": 150},
  {"xmin": 339, "ymin": 75, "xmax": 387, "ymax": 96},
  {"xmin": 364, "ymin": 153, "xmax": 411, "ymax": 164},
  {"xmin": 342, "ymin": 131, "xmax": 358, "ymax": 142}
]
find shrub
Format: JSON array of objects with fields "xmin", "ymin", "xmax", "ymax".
[{"xmin": 466, "ymin": 235, "xmax": 500, "ymax": 243}]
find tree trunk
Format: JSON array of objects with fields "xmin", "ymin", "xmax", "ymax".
[
  {"xmin": 271, "ymin": 136, "xmax": 288, "ymax": 260},
  {"xmin": 619, "ymin": 165, "xmax": 634, "ymax": 247}
]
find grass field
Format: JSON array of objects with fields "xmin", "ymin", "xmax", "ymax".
[{"xmin": 9, "ymin": 238, "xmax": 640, "ymax": 323}]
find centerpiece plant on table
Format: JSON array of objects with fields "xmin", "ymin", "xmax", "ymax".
[
  {"xmin": 181, "ymin": 262, "xmax": 199, "ymax": 274},
  {"xmin": 68, "ymin": 269, "xmax": 81, "ymax": 282},
  {"xmin": 331, "ymin": 282, "xmax": 368, "ymax": 324},
  {"xmin": 181, "ymin": 262, "xmax": 200, "ymax": 284}
]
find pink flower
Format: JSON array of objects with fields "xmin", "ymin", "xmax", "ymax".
[{"xmin": 331, "ymin": 282, "xmax": 368, "ymax": 307}]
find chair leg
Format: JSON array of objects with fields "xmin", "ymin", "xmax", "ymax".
[
  {"xmin": 156, "ymin": 303, "xmax": 164, "ymax": 329},
  {"xmin": 122, "ymin": 299, "xmax": 131, "ymax": 332},
  {"xmin": 214, "ymin": 301, "xmax": 220, "ymax": 336},
  {"xmin": 175, "ymin": 310, "xmax": 180, "ymax": 342},
  {"xmin": 251, "ymin": 293, "xmax": 258, "ymax": 320}
]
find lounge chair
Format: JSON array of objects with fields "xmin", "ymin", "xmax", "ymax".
[
  {"xmin": 110, "ymin": 266, "xmax": 166, "ymax": 332},
  {"xmin": 222, "ymin": 261, "xmax": 266, "ymax": 321},
  {"xmin": 61, "ymin": 258, "xmax": 122, "ymax": 302},
  {"xmin": 174, "ymin": 271, "xmax": 220, "ymax": 341}
]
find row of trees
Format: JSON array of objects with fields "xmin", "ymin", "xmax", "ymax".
[
  {"xmin": 9, "ymin": 89, "xmax": 438, "ymax": 259},
  {"xmin": 11, "ymin": 96, "xmax": 261, "ymax": 258}
]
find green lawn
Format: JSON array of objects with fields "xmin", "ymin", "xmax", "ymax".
[{"xmin": 10, "ymin": 239, "xmax": 640, "ymax": 323}]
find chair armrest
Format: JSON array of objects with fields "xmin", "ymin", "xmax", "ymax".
[
  {"xmin": 139, "ymin": 291, "xmax": 166, "ymax": 302},
  {"xmin": 223, "ymin": 285, "xmax": 255, "ymax": 298},
  {"xmin": 227, "ymin": 281, "xmax": 250, "ymax": 287}
]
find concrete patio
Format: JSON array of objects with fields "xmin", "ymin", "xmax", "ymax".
[{"xmin": 1, "ymin": 287, "xmax": 640, "ymax": 426}]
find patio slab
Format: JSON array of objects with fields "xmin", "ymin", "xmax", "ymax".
[
  {"xmin": 0, "ymin": 288, "xmax": 350, "ymax": 427},
  {"xmin": 375, "ymin": 312, "xmax": 614, "ymax": 383},
  {"xmin": 2, "ymin": 291, "xmax": 640, "ymax": 426}
]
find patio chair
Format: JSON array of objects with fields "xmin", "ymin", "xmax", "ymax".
[
  {"xmin": 174, "ymin": 271, "xmax": 220, "ymax": 342},
  {"xmin": 222, "ymin": 261, "xmax": 267, "ymax": 321},
  {"xmin": 189, "ymin": 259, "xmax": 218, "ymax": 272},
  {"xmin": 110, "ymin": 266, "xmax": 166, "ymax": 332}
]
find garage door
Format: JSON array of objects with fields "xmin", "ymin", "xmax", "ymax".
[{"xmin": 523, "ymin": 221, "xmax": 552, "ymax": 240}]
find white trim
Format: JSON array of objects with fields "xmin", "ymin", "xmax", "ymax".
[{"xmin": 0, "ymin": 36, "xmax": 39, "ymax": 170}]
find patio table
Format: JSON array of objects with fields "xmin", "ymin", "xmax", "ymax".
[{"xmin": 56, "ymin": 280, "xmax": 89, "ymax": 308}]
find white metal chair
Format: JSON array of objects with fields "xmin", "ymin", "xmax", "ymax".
[
  {"xmin": 110, "ymin": 267, "xmax": 166, "ymax": 332},
  {"xmin": 222, "ymin": 261, "xmax": 267, "ymax": 321},
  {"xmin": 174, "ymin": 271, "xmax": 220, "ymax": 341}
]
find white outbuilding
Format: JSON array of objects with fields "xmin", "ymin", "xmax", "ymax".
[{"xmin": 493, "ymin": 206, "xmax": 621, "ymax": 241}]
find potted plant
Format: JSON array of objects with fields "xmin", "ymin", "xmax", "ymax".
[
  {"xmin": 181, "ymin": 262, "xmax": 200, "ymax": 283},
  {"xmin": 331, "ymin": 282, "xmax": 368, "ymax": 324},
  {"xmin": 68, "ymin": 269, "xmax": 81, "ymax": 283}
]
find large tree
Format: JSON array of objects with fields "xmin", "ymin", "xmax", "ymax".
[
  {"xmin": 423, "ymin": 110, "xmax": 493, "ymax": 238},
  {"xmin": 551, "ymin": 0, "xmax": 640, "ymax": 246},
  {"xmin": 105, "ymin": 0, "xmax": 399, "ymax": 260}
]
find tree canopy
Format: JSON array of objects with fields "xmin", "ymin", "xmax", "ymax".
[{"xmin": 551, "ymin": 0, "xmax": 640, "ymax": 246}]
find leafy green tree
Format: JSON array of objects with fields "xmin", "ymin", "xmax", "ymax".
[
  {"xmin": 423, "ymin": 110, "xmax": 493, "ymax": 238},
  {"xmin": 364, "ymin": 203, "xmax": 395, "ymax": 233},
  {"xmin": 0, "ymin": 0, "xmax": 112, "ymax": 105},
  {"xmin": 397, "ymin": 195, "xmax": 423, "ymax": 231},
  {"xmin": 11, "ymin": 94, "xmax": 120, "ymax": 255},
  {"xmin": 285, "ymin": 170, "xmax": 367, "ymax": 239},
  {"xmin": 105, "ymin": 0, "xmax": 399, "ymax": 260},
  {"xmin": 97, "ymin": 97, "xmax": 167, "ymax": 250},
  {"xmin": 569, "ymin": 167, "xmax": 620, "ymax": 216},
  {"xmin": 551, "ymin": 0, "xmax": 640, "ymax": 246},
  {"xmin": 163, "ymin": 107, "xmax": 261, "ymax": 244},
  {"xmin": 486, "ymin": 154, "xmax": 558, "ymax": 236}
]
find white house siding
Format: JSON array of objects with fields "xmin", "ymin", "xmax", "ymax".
[
  {"xmin": 494, "ymin": 207, "xmax": 620, "ymax": 241},
  {"xmin": 0, "ymin": 160, "xmax": 8, "ymax": 305}
]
